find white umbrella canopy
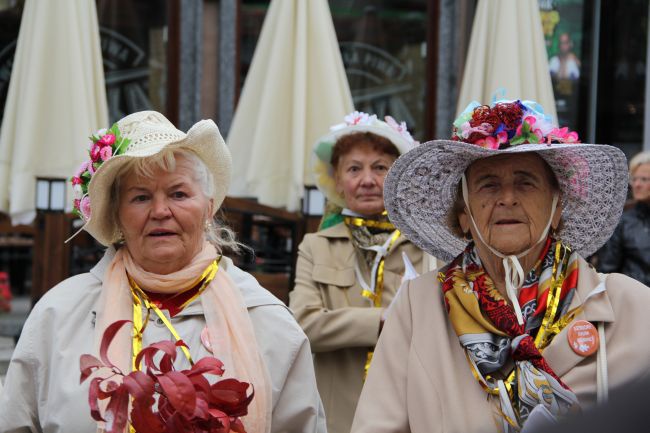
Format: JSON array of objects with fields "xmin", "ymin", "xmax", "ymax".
[
  {"xmin": 228, "ymin": 0, "xmax": 354, "ymax": 211},
  {"xmin": 457, "ymin": 0, "xmax": 557, "ymax": 121},
  {"xmin": 0, "ymin": 0, "xmax": 108, "ymax": 224}
]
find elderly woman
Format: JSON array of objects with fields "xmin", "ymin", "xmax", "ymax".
[
  {"xmin": 597, "ymin": 151, "xmax": 650, "ymax": 285},
  {"xmin": 0, "ymin": 111, "xmax": 326, "ymax": 433},
  {"xmin": 289, "ymin": 112, "xmax": 433, "ymax": 433},
  {"xmin": 351, "ymin": 100, "xmax": 650, "ymax": 433}
]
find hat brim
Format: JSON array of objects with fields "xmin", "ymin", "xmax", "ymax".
[
  {"xmin": 84, "ymin": 119, "xmax": 231, "ymax": 246},
  {"xmin": 384, "ymin": 140, "xmax": 629, "ymax": 262},
  {"xmin": 311, "ymin": 124, "xmax": 414, "ymax": 207}
]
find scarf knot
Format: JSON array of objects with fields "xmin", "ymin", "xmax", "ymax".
[{"xmin": 441, "ymin": 238, "xmax": 580, "ymax": 431}]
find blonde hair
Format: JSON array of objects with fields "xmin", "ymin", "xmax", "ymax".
[
  {"xmin": 110, "ymin": 149, "xmax": 243, "ymax": 254},
  {"xmin": 629, "ymin": 151, "xmax": 650, "ymax": 176}
]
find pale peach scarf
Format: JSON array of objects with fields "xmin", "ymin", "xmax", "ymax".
[{"xmin": 94, "ymin": 242, "xmax": 271, "ymax": 433}]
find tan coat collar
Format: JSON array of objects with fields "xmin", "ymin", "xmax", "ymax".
[
  {"xmin": 316, "ymin": 222, "xmax": 351, "ymax": 239},
  {"xmin": 542, "ymin": 256, "xmax": 615, "ymax": 377}
]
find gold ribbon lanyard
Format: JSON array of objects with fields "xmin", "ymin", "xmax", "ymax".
[
  {"xmin": 344, "ymin": 213, "xmax": 401, "ymax": 379},
  {"xmin": 129, "ymin": 260, "xmax": 219, "ymax": 371},
  {"xmin": 344, "ymin": 215, "xmax": 401, "ymax": 304},
  {"xmin": 464, "ymin": 243, "xmax": 578, "ymax": 429}
]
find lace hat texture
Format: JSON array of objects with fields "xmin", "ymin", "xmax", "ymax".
[{"xmin": 383, "ymin": 100, "xmax": 629, "ymax": 262}]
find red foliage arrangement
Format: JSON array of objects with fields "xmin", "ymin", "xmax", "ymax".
[{"xmin": 80, "ymin": 320, "xmax": 254, "ymax": 433}]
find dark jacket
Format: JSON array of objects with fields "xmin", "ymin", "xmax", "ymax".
[{"xmin": 597, "ymin": 202, "xmax": 650, "ymax": 286}]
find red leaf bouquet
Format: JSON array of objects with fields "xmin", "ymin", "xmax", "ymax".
[{"xmin": 80, "ymin": 320, "xmax": 254, "ymax": 433}]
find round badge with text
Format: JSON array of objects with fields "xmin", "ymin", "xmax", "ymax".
[{"xmin": 567, "ymin": 319, "xmax": 599, "ymax": 356}]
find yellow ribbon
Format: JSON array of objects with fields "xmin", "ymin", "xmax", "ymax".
[
  {"xmin": 344, "ymin": 216, "xmax": 397, "ymax": 231},
  {"xmin": 129, "ymin": 260, "xmax": 218, "ymax": 371},
  {"xmin": 343, "ymin": 210, "xmax": 397, "ymax": 232},
  {"xmin": 363, "ymin": 229, "xmax": 401, "ymax": 379}
]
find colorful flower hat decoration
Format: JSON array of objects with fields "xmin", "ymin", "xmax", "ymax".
[
  {"xmin": 312, "ymin": 111, "xmax": 419, "ymax": 207},
  {"xmin": 452, "ymin": 99, "xmax": 580, "ymax": 149},
  {"xmin": 382, "ymin": 99, "xmax": 629, "ymax": 262},
  {"xmin": 70, "ymin": 124, "xmax": 131, "ymax": 221}
]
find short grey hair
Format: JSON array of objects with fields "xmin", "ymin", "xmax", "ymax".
[
  {"xmin": 629, "ymin": 151, "xmax": 650, "ymax": 176},
  {"xmin": 110, "ymin": 148, "xmax": 242, "ymax": 254}
]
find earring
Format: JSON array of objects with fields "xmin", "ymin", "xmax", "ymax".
[
  {"xmin": 463, "ymin": 231, "xmax": 472, "ymax": 241},
  {"xmin": 551, "ymin": 227, "xmax": 560, "ymax": 241},
  {"xmin": 116, "ymin": 229, "xmax": 125, "ymax": 243},
  {"xmin": 204, "ymin": 220, "xmax": 214, "ymax": 232}
]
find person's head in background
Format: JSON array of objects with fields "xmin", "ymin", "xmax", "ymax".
[
  {"xmin": 629, "ymin": 151, "xmax": 650, "ymax": 202},
  {"xmin": 311, "ymin": 111, "xmax": 419, "ymax": 225},
  {"xmin": 331, "ymin": 132, "xmax": 400, "ymax": 217},
  {"xmin": 559, "ymin": 32, "xmax": 574, "ymax": 56}
]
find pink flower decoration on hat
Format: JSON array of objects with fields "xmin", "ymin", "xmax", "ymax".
[
  {"xmin": 512, "ymin": 115, "xmax": 544, "ymax": 145},
  {"xmin": 476, "ymin": 131, "xmax": 508, "ymax": 149},
  {"xmin": 547, "ymin": 127, "xmax": 579, "ymax": 144},
  {"xmin": 80, "ymin": 196, "xmax": 91, "ymax": 220},
  {"xmin": 90, "ymin": 143, "xmax": 102, "ymax": 162},
  {"xmin": 344, "ymin": 111, "xmax": 376, "ymax": 126},
  {"xmin": 460, "ymin": 121, "xmax": 493, "ymax": 139},
  {"xmin": 97, "ymin": 133, "xmax": 116, "ymax": 147},
  {"xmin": 385, "ymin": 115, "xmax": 419, "ymax": 147},
  {"xmin": 99, "ymin": 146, "xmax": 113, "ymax": 161},
  {"xmin": 70, "ymin": 123, "xmax": 130, "ymax": 220}
]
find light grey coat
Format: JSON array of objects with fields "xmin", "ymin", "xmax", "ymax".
[{"xmin": 0, "ymin": 248, "xmax": 327, "ymax": 433}]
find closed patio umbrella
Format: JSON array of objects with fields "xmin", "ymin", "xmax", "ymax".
[
  {"xmin": 457, "ymin": 0, "xmax": 557, "ymax": 121},
  {"xmin": 228, "ymin": 0, "xmax": 354, "ymax": 211},
  {"xmin": 0, "ymin": 0, "xmax": 108, "ymax": 224}
]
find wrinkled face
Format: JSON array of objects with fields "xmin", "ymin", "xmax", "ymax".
[
  {"xmin": 334, "ymin": 143, "xmax": 397, "ymax": 217},
  {"xmin": 118, "ymin": 155, "xmax": 213, "ymax": 274},
  {"xmin": 458, "ymin": 153, "xmax": 562, "ymax": 256},
  {"xmin": 631, "ymin": 163, "xmax": 650, "ymax": 202}
]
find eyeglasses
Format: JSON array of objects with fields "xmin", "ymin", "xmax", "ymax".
[{"xmin": 631, "ymin": 176, "xmax": 650, "ymax": 184}]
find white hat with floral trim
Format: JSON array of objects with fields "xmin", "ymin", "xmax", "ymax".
[
  {"xmin": 312, "ymin": 111, "xmax": 419, "ymax": 207},
  {"xmin": 70, "ymin": 111, "xmax": 231, "ymax": 246}
]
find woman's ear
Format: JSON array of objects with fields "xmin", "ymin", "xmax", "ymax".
[
  {"xmin": 207, "ymin": 198, "xmax": 214, "ymax": 219},
  {"xmin": 334, "ymin": 170, "xmax": 344, "ymax": 196},
  {"xmin": 458, "ymin": 207, "xmax": 470, "ymax": 235},
  {"xmin": 551, "ymin": 197, "xmax": 563, "ymax": 230}
]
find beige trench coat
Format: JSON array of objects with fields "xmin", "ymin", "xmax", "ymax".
[
  {"xmin": 351, "ymin": 257, "xmax": 650, "ymax": 433},
  {"xmin": 0, "ymin": 248, "xmax": 327, "ymax": 433},
  {"xmin": 289, "ymin": 222, "xmax": 426, "ymax": 433}
]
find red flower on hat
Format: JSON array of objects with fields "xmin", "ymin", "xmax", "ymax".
[
  {"xmin": 90, "ymin": 143, "xmax": 102, "ymax": 162},
  {"xmin": 493, "ymin": 101, "xmax": 523, "ymax": 130},
  {"xmin": 97, "ymin": 133, "xmax": 116, "ymax": 147}
]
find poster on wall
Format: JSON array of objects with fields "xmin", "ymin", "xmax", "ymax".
[{"xmin": 538, "ymin": 0, "xmax": 586, "ymax": 130}]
